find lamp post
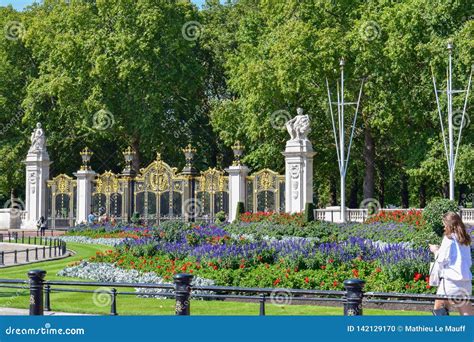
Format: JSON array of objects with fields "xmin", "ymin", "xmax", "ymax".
[
  {"xmin": 325, "ymin": 58, "xmax": 364, "ymax": 223},
  {"xmin": 432, "ymin": 42, "xmax": 472, "ymax": 201},
  {"xmin": 121, "ymin": 146, "xmax": 136, "ymax": 222},
  {"xmin": 182, "ymin": 144, "xmax": 198, "ymax": 222}
]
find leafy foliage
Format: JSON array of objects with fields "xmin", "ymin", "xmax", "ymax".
[{"xmin": 423, "ymin": 199, "xmax": 459, "ymax": 236}]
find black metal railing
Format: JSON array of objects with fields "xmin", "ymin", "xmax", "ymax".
[
  {"xmin": 1, "ymin": 271, "xmax": 473, "ymax": 316},
  {"xmin": 0, "ymin": 236, "xmax": 67, "ymax": 266}
]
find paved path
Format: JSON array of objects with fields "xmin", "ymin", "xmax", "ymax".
[
  {"xmin": 0, "ymin": 307, "xmax": 90, "ymax": 315},
  {"xmin": 0, "ymin": 229, "xmax": 66, "ymax": 239},
  {"xmin": 0, "ymin": 243, "xmax": 70, "ymax": 267}
]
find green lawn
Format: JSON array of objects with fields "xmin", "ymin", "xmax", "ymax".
[{"xmin": 0, "ymin": 243, "xmax": 431, "ymax": 315}]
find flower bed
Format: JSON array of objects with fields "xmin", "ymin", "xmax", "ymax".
[
  {"xmin": 81, "ymin": 224, "xmax": 435, "ymax": 294},
  {"xmin": 365, "ymin": 209, "xmax": 426, "ymax": 228},
  {"xmin": 58, "ymin": 260, "xmax": 215, "ymax": 298}
]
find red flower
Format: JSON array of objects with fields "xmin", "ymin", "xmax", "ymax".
[
  {"xmin": 320, "ymin": 265, "xmax": 326, "ymax": 270},
  {"xmin": 332, "ymin": 281, "xmax": 338, "ymax": 287},
  {"xmin": 413, "ymin": 272, "xmax": 422, "ymax": 282},
  {"xmin": 375, "ymin": 267, "xmax": 382, "ymax": 273},
  {"xmin": 213, "ymin": 265, "xmax": 218, "ymax": 270},
  {"xmin": 352, "ymin": 269, "xmax": 359, "ymax": 278},
  {"xmin": 239, "ymin": 264, "xmax": 245, "ymax": 269},
  {"xmin": 328, "ymin": 258, "xmax": 334, "ymax": 263},
  {"xmin": 426, "ymin": 284, "xmax": 431, "ymax": 289},
  {"xmin": 273, "ymin": 278, "xmax": 281, "ymax": 286},
  {"xmin": 304, "ymin": 277, "xmax": 309, "ymax": 283}
]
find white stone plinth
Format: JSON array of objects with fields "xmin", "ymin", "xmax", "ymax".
[
  {"xmin": 282, "ymin": 139, "xmax": 315, "ymax": 213},
  {"xmin": 23, "ymin": 151, "xmax": 51, "ymax": 229},
  {"xmin": 226, "ymin": 165, "xmax": 250, "ymax": 222},
  {"xmin": 74, "ymin": 170, "xmax": 96, "ymax": 225}
]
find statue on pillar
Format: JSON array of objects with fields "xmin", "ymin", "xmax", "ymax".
[
  {"xmin": 28, "ymin": 123, "xmax": 46, "ymax": 153},
  {"xmin": 285, "ymin": 108, "xmax": 310, "ymax": 141}
]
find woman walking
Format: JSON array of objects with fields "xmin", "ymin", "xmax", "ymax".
[
  {"xmin": 39, "ymin": 216, "xmax": 47, "ymax": 237},
  {"xmin": 430, "ymin": 212, "xmax": 473, "ymax": 315}
]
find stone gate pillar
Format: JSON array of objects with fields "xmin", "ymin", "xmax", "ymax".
[
  {"xmin": 74, "ymin": 147, "xmax": 95, "ymax": 225},
  {"xmin": 226, "ymin": 141, "xmax": 249, "ymax": 222},
  {"xmin": 23, "ymin": 123, "xmax": 51, "ymax": 229},
  {"xmin": 282, "ymin": 108, "xmax": 315, "ymax": 213}
]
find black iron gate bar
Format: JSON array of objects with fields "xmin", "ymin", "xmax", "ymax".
[{"xmin": 1, "ymin": 272, "xmax": 474, "ymax": 316}]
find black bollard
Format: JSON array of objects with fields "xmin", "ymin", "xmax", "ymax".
[
  {"xmin": 174, "ymin": 273, "xmax": 193, "ymax": 316},
  {"xmin": 110, "ymin": 288, "xmax": 118, "ymax": 316},
  {"xmin": 44, "ymin": 284, "xmax": 51, "ymax": 311},
  {"xmin": 343, "ymin": 279, "xmax": 365, "ymax": 316},
  {"xmin": 0, "ymin": 251, "xmax": 4, "ymax": 265},
  {"xmin": 28, "ymin": 270, "xmax": 46, "ymax": 315},
  {"xmin": 25, "ymin": 249, "xmax": 29, "ymax": 262},
  {"xmin": 259, "ymin": 294, "xmax": 266, "ymax": 316}
]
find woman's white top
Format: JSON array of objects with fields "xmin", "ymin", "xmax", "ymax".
[{"xmin": 436, "ymin": 234, "xmax": 472, "ymax": 281}]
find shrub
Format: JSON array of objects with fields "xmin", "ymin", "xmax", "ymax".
[
  {"xmin": 239, "ymin": 211, "xmax": 305, "ymax": 226},
  {"xmin": 235, "ymin": 202, "xmax": 245, "ymax": 221},
  {"xmin": 215, "ymin": 211, "xmax": 226, "ymax": 224},
  {"xmin": 304, "ymin": 203, "xmax": 315, "ymax": 223},
  {"xmin": 131, "ymin": 212, "xmax": 141, "ymax": 225},
  {"xmin": 423, "ymin": 199, "xmax": 459, "ymax": 236}
]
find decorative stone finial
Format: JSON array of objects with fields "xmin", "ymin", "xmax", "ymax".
[
  {"xmin": 231, "ymin": 141, "xmax": 245, "ymax": 166},
  {"xmin": 182, "ymin": 144, "xmax": 196, "ymax": 168},
  {"xmin": 79, "ymin": 147, "xmax": 93, "ymax": 170}
]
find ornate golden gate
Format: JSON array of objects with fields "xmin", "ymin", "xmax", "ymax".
[
  {"xmin": 47, "ymin": 174, "xmax": 77, "ymax": 228},
  {"xmin": 91, "ymin": 171, "xmax": 125, "ymax": 221},
  {"xmin": 134, "ymin": 153, "xmax": 185, "ymax": 225},
  {"xmin": 246, "ymin": 169, "xmax": 285, "ymax": 213},
  {"xmin": 195, "ymin": 168, "xmax": 229, "ymax": 222}
]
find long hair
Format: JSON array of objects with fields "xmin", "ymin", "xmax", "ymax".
[{"xmin": 443, "ymin": 212, "xmax": 471, "ymax": 246}]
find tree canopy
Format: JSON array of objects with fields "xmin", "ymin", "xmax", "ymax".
[{"xmin": 0, "ymin": 0, "xmax": 472, "ymax": 208}]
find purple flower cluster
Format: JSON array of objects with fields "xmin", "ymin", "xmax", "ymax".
[{"xmin": 120, "ymin": 231, "xmax": 430, "ymax": 266}]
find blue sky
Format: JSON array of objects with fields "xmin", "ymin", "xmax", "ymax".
[{"xmin": 0, "ymin": 0, "xmax": 206, "ymax": 10}]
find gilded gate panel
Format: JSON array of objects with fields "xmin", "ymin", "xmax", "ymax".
[
  {"xmin": 47, "ymin": 174, "xmax": 77, "ymax": 228},
  {"xmin": 134, "ymin": 153, "xmax": 185, "ymax": 224},
  {"xmin": 195, "ymin": 168, "xmax": 229, "ymax": 221},
  {"xmin": 246, "ymin": 169, "xmax": 285, "ymax": 213}
]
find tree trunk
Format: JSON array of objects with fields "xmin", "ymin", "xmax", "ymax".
[
  {"xmin": 348, "ymin": 173, "xmax": 359, "ymax": 209},
  {"xmin": 458, "ymin": 184, "xmax": 468, "ymax": 207},
  {"xmin": 363, "ymin": 127, "xmax": 375, "ymax": 200},
  {"xmin": 400, "ymin": 172, "xmax": 409, "ymax": 208},
  {"xmin": 379, "ymin": 163, "xmax": 385, "ymax": 208},
  {"xmin": 330, "ymin": 176, "xmax": 337, "ymax": 206},
  {"xmin": 419, "ymin": 180, "xmax": 426, "ymax": 208}
]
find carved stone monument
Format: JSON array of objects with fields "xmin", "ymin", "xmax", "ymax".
[
  {"xmin": 282, "ymin": 108, "xmax": 315, "ymax": 213},
  {"xmin": 23, "ymin": 123, "xmax": 51, "ymax": 229}
]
